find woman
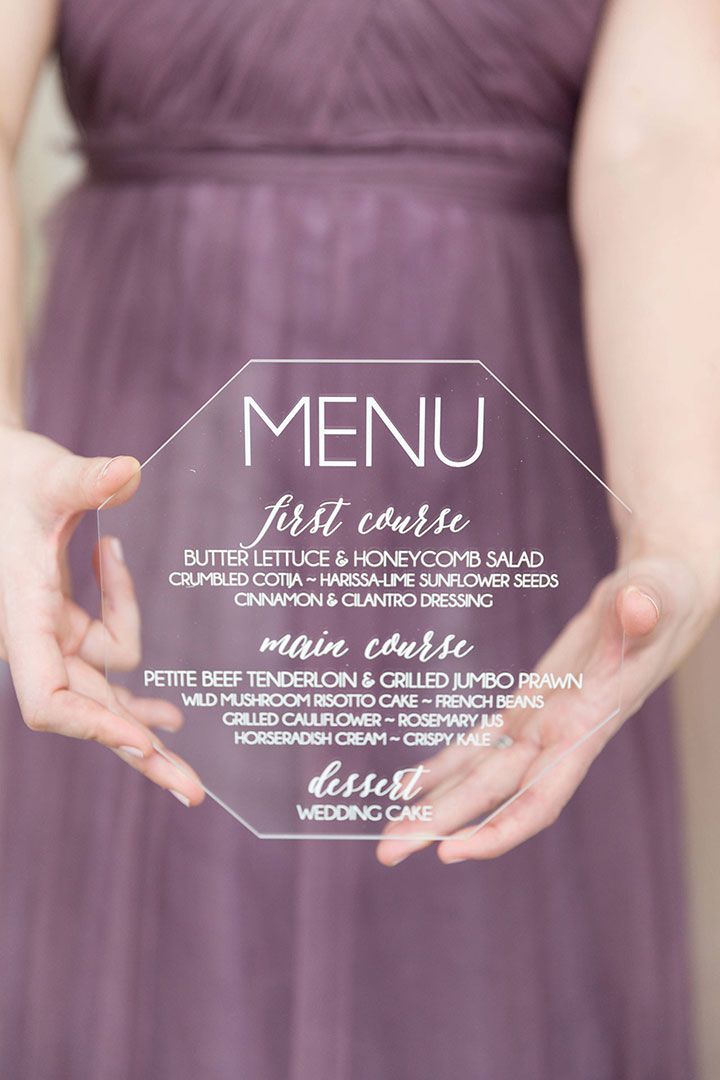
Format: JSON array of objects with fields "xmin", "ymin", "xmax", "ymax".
[{"xmin": 0, "ymin": 0, "xmax": 717, "ymax": 1076}]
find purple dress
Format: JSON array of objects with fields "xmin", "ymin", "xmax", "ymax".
[{"xmin": 0, "ymin": 1, "xmax": 693, "ymax": 1077}]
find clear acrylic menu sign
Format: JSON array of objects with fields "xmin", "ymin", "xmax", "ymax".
[{"xmin": 98, "ymin": 360, "xmax": 630, "ymax": 840}]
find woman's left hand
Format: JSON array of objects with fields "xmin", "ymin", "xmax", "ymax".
[{"xmin": 376, "ymin": 552, "xmax": 715, "ymax": 866}]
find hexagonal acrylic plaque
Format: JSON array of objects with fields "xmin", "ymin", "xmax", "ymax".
[{"xmin": 98, "ymin": 360, "xmax": 631, "ymax": 840}]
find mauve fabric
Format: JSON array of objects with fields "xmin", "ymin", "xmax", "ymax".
[{"xmin": 0, "ymin": 1, "xmax": 693, "ymax": 1078}]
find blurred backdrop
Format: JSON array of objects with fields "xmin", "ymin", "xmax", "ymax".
[{"xmin": 16, "ymin": 60, "xmax": 720, "ymax": 1079}]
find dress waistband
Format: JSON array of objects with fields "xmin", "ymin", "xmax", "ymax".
[{"xmin": 79, "ymin": 126, "xmax": 569, "ymax": 211}]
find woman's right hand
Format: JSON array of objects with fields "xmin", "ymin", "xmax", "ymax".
[{"xmin": 0, "ymin": 425, "xmax": 205, "ymax": 806}]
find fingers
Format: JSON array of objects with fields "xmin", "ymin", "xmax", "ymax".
[
  {"xmin": 7, "ymin": 613, "xmax": 155, "ymax": 758},
  {"xmin": 375, "ymin": 560, "xmax": 694, "ymax": 868},
  {"xmin": 43, "ymin": 453, "xmax": 141, "ymax": 518},
  {"xmin": 113, "ymin": 740, "xmax": 205, "ymax": 807},
  {"xmin": 113, "ymin": 684, "xmax": 183, "ymax": 732},
  {"xmin": 9, "ymin": 616, "xmax": 201, "ymax": 803},
  {"xmin": 149, "ymin": 742, "xmax": 204, "ymax": 804},
  {"xmin": 122, "ymin": 738, "xmax": 204, "ymax": 807},
  {"xmin": 68, "ymin": 659, "xmax": 202, "ymax": 802},
  {"xmin": 8, "ymin": 588, "xmax": 162, "ymax": 757},
  {"xmin": 66, "ymin": 536, "xmax": 141, "ymax": 671},
  {"xmin": 376, "ymin": 578, "xmax": 630, "ymax": 867},
  {"xmin": 436, "ymin": 743, "xmax": 595, "ymax": 863},
  {"xmin": 13, "ymin": 652, "xmax": 156, "ymax": 756},
  {"xmin": 375, "ymin": 738, "xmax": 538, "ymax": 867},
  {"xmin": 400, "ymin": 742, "xmax": 478, "ymax": 800}
]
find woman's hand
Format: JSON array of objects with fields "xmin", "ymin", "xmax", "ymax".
[
  {"xmin": 0, "ymin": 426, "xmax": 205, "ymax": 806},
  {"xmin": 376, "ymin": 550, "xmax": 715, "ymax": 867}
]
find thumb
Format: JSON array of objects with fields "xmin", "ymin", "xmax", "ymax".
[
  {"xmin": 616, "ymin": 582, "xmax": 662, "ymax": 640},
  {"xmin": 46, "ymin": 453, "xmax": 141, "ymax": 516}
]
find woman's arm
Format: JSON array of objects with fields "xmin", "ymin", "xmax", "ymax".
[
  {"xmin": 0, "ymin": 0, "xmax": 56, "ymax": 425},
  {"xmin": 377, "ymin": 0, "xmax": 720, "ymax": 865},
  {"xmin": 0, "ymin": 2, "xmax": 204, "ymax": 805},
  {"xmin": 572, "ymin": 0, "xmax": 720, "ymax": 599}
]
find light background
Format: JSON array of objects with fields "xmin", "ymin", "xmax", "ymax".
[{"xmin": 16, "ymin": 62, "xmax": 720, "ymax": 1078}]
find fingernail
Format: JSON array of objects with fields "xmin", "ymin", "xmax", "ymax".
[
  {"xmin": 117, "ymin": 744, "xmax": 144, "ymax": 758},
  {"xmin": 626, "ymin": 584, "xmax": 661, "ymax": 618},
  {"xmin": 640, "ymin": 590, "xmax": 661, "ymax": 619},
  {"xmin": 100, "ymin": 456, "xmax": 121, "ymax": 479},
  {"xmin": 153, "ymin": 741, "xmax": 194, "ymax": 780},
  {"xmin": 389, "ymin": 851, "xmax": 409, "ymax": 866},
  {"xmin": 170, "ymin": 789, "xmax": 190, "ymax": 807},
  {"xmin": 393, "ymin": 835, "xmax": 431, "ymax": 864},
  {"xmin": 109, "ymin": 537, "xmax": 124, "ymax": 563},
  {"xmin": 444, "ymin": 857, "xmax": 467, "ymax": 864}
]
